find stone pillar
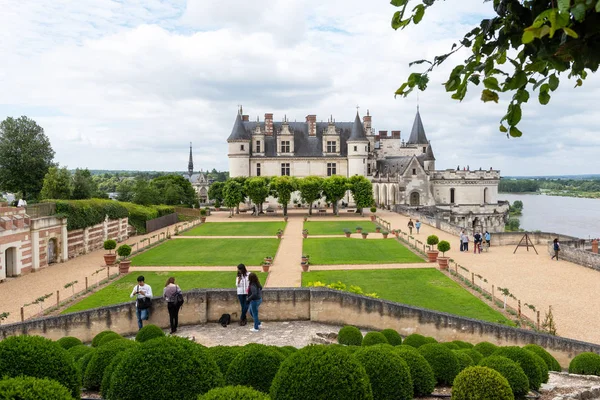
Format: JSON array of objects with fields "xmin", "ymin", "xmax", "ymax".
[
  {"xmin": 61, "ymin": 219, "xmax": 68, "ymax": 262},
  {"xmin": 31, "ymin": 230, "xmax": 40, "ymax": 271},
  {"xmin": 83, "ymin": 227, "xmax": 90, "ymax": 254},
  {"xmin": 103, "ymin": 216, "xmax": 108, "ymax": 241},
  {"xmin": 592, "ymin": 240, "xmax": 599, "ymax": 254}
]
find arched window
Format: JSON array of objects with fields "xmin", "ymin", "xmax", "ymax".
[
  {"xmin": 483, "ymin": 187, "xmax": 488, "ymax": 204},
  {"xmin": 450, "ymin": 188, "xmax": 455, "ymax": 204}
]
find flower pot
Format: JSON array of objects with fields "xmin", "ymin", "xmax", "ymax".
[
  {"xmin": 370, "ymin": 216, "xmax": 376, "ymax": 221},
  {"xmin": 215, "ymin": 207, "xmax": 221, "ymax": 211},
  {"xmin": 437, "ymin": 257, "xmax": 449, "ymax": 270},
  {"xmin": 264, "ymin": 257, "xmax": 273, "ymax": 263},
  {"xmin": 394, "ymin": 231, "xmax": 399, "ymax": 237},
  {"xmin": 382, "ymin": 233, "xmax": 388, "ymax": 239},
  {"xmin": 345, "ymin": 233, "xmax": 351, "ymax": 238},
  {"xmin": 200, "ymin": 217, "xmax": 206, "ymax": 223},
  {"xmin": 361, "ymin": 233, "xmax": 368, "ymax": 239},
  {"xmin": 302, "ymin": 234, "xmax": 308, "ymax": 239},
  {"xmin": 375, "ymin": 227, "xmax": 381, "ymax": 233},
  {"xmin": 301, "ymin": 263, "xmax": 309, "ymax": 272},
  {"xmin": 356, "ymin": 229, "xmax": 362, "ymax": 234},
  {"xmin": 119, "ymin": 260, "xmax": 131, "ymax": 274},
  {"xmin": 262, "ymin": 264, "xmax": 271, "ymax": 272},
  {"xmin": 303, "ymin": 217, "xmax": 308, "ymax": 222},
  {"xmin": 301, "ymin": 256, "xmax": 308, "ymax": 263},
  {"xmin": 277, "ymin": 234, "xmax": 282, "ymax": 239},
  {"xmin": 104, "ymin": 253, "xmax": 117, "ymax": 266},
  {"xmin": 427, "ymin": 250, "xmax": 439, "ymax": 263}
]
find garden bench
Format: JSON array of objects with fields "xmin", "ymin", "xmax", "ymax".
[
  {"xmin": 318, "ymin": 209, "xmax": 327, "ymax": 214},
  {"xmin": 346, "ymin": 209, "xmax": 356, "ymax": 213}
]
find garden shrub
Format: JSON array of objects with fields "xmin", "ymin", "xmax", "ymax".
[
  {"xmin": 77, "ymin": 351, "xmax": 95, "ymax": 383},
  {"xmin": 451, "ymin": 366, "xmax": 513, "ymax": 400},
  {"xmin": 380, "ymin": 328, "xmax": 402, "ymax": 346},
  {"xmin": 91, "ymin": 330, "xmax": 118, "ymax": 347},
  {"xmin": 56, "ymin": 336, "xmax": 83, "ymax": 350},
  {"xmin": 55, "ymin": 199, "xmax": 129, "ymax": 230},
  {"xmin": 0, "ymin": 376, "xmax": 73, "ymax": 400},
  {"xmin": 479, "ymin": 355, "xmax": 530, "ymax": 397},
  {"xmin": 442, "ymin": 342, "xmax": 460, "ymax": 350},
  {"xmin": 458, "ymin": 348, "xmax": 483, "ymax": 364},
  {"xmin": 473, "ymin": 341, "xmax": 498, "ymax": 357},
  {"xmin": 83, "ymin": 338, "xmax": 138, "ymax": 390},
  {"xmin": 402, "ymin": 333, "xmax": 429, "ymax": 348},
  {"xmin": 394, "ymin": 345, "xmax": 436, "ymax": 396},
  {"xmin": 492, "ymin": 346, "xmax": 542, "ymax": 390},
  {"xmin": 418, "ymin": 343, "xmax": 461, "ymax": 385},
  {"xmin": 208, "ymin": 346, "xmax": 242, "ymax": 375},
  {"xmin": 453, "ymin": 350, "xmax": 475, "ymax": 371},
  {"xmin": 68, "ymin": 344, "xmax": 94, "ymax": 362},
  {"xmin": 523, "ymin": 344, "xmax": 562, "ymax": 371},
  {"xmin": 225, "ymin": 343, "xmax": 285, "ymax": 393},
  {"xmin": 200, "ymin": 385, "xmax": 270, "ymax": 400},
  {"xmin": 354, "ymin": 345, "xmax": 413, "ymax": 400},
  {"xmin": 270, "ymin": 345, "xmax": 373, "ymax": 400},
  {"xmin": 120, "ymin": 202, "xmax": 175, "ymax": 233},
  {"xmin": 135, "ymin": 324, "xmax": 165, "ymax": 342},
  {"xmin": 527, "ymin": 350, "xmax": 549, "ymax": 383},
  {"xmin": 0, "ymin": 335, "xmax": 80, "ymax": 398},
  {"xmin": 362, "ymin": 331, "xmax": 389, "ymax": 346},
  {"xmin": 338, "ymin": 325, "xmax": 363, "ymax": 346},
  {"xmin": 568, "ymin": 352, "xmax": 600, "ymax": 375},
  {"xmin": 109, "ymin": 336, "xmax": 224, "ymax": 399},
  {"xmin": 452, "ymin": 340, "xmax": 474, "ymax": 349},
  {"xmin": 96, "ymin": 332, "xmax": 123, "ymax": 347},
  {"xmin": 424, "ymin": 336, "xmax": 438, "ymax": 344},
  {"xmin": 280, "ymin": 346, "xmax": 298, "ymax": 355},
  {"xmin": 100, "ymin": 351, "xmax": 127, "ymax": 399}
]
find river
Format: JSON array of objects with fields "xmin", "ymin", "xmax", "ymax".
[{"xmin": 500, "ymin": 193, "xmax": 600, "ymax": 239}]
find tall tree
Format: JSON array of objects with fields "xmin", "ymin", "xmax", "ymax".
[
  {"xmin": 298, "ymin": 176, "xmax": 324, "ymax": 215},
  {"xmin": 208, "ymin": 181, "xmax": 225, "ymax": 207},
  {"xmin": 271, "ymin": 176, "xmax": 298, "ymax": 216},
  {"xmin": 245, "ymin": 177, "xmax": 270, "ymax": 216},
  {"xmin": 151, "ymin": 175, "xmax": 196, "ymax": 207},
  {"xmin": 72, "ymin": 168, "xmax": 97, "ymax": 200},
  {"xmin": 116, "ymin": 179, "xmax": 135, "ymax": 202},
  {"xmin": 349, "ymin": 175, "xmax": 374, "ymax": 216},
  {"xmin": 392, "ymin": 0, "xmax": 600, "ymax": 137},
  {"xmin": 321, "ymin": 175, "xmax": 348, "ymax": 216},
  {"xmin": 231, "ymin": 177, "xmax": 248, "ymax": 214},
  {"xmin": 223, "ymin": 180, "xmax": 244, "ymax": 217},
  {"xmin": 40, "ymin": 167, "xmax": 72, "ymax": 200},
  {"xmin": 132, "ymin": 178, "xmax": 160, "ymax": 206},
  {"xmin": 0, "ymin": 116, "xmax": 55, "ymax": 199}
]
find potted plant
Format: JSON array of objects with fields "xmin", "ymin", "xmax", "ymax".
[
  {"xmin": 264, "ymin": 256, "xmax": 273, "ymax": 263},
  {"xmin": 302, "ymin": 229, "xmax": 309, "ymax": 239},
  {"xmin": 437, "ymin": 240, "xmax": 451, "ymax": 269},
  {"xmin": 284, "ymin": 215, "xmax": 288, "ymax": 222},
  {"xmin": 375, "ymin": 226, "xmax": 381, "ymax": 233},
  {"xmin": 426, "ymin": 235, "xmax": 440, "ymax": 263},
  {"xmin": 117, "ymin": 244, "xmax": 132, "ymax": 274},
  {"xmin": 262, "ymin": 260, "xmax": 271, "ymax": 272},
  {"xmin": 303, "ymin": 216, "xmax": 308, "ymax": 222},
  {"xmin": 276, "ymin": 229, "xmax": 283, "ymax": 239},
  {"xmin": 214, "ymin": 200, "xmax": 221, "ymax": 211},
  {"xmin": 103, "ymin": 239, "xmax": 117, "ymax": 265},
  {"xmin": 301, "ymin": 260, "xmax": 309, "ymax": 272},
  {"xmin": 200, "ymin": 208, "xmax": 207, "ymax": 223},
  {"xmin": 370, "ymin": 206, "xmax": 377, "ymax": 221},
  {"xmin": 382, "ymin": 230, "xmax": 389, "ymax": 239},
  {"xmin": 343, "ymin": 228, "xmax": 351, "ymax": 238},
  {"xmin": 361, "ymin": 232, "xmax": 369, "ymax": 239},
  {"xmin": 301, "ymin": 254, "xmax": 309, "ymax": 263},
  {"xmin": 356, "ymin": 226, "xmax": 363, "ymax": 234},
  {"xmin": 393, "ymin": 229, "xmax": 400, "ymax": 237}
]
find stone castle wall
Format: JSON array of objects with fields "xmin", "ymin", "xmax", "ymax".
[{"xmin": 67, "ymin": 217, "xmax": 128, "ymax": 259}]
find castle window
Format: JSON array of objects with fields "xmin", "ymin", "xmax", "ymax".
[
  {"xmin": 256, "ymin": 163, "xmax": 261, "ymax": 176},
  {"xmin": 367, "ymin": 164, "xmax": 371, "ymax": 175},
  {"xmin": 281, "ymin": 141, "xmax": 290, "ymax": 153},
  {"xmin": 450, "ymin": 188, "xmax": 455, "ymax": 204},
  {"xmin": 368, "ymin": 143, "xmax": 371, "ymax": 152},
  {"xmin": 281, "ymin": 163, "xmax": 290, "ymax": 176},
  {"xmin": 327, "ymin": 141, "xmax": 336, "ymax": 153},
  {"xmin": 240, "ymin": 144, "xmax": 245, "ymax": 151},
  {"xmin": 327, "ymin": 163, "xmax": 336, "ymax": 176},
  {"xmin": 423, "ymin": 147, "xmax": 426, "ymax": 153},
  {"xmin": 412, "ymin": 168, "xmax": 416, "ymax": 175},
  {"xmin": 256, "ymin": 141, "xmax": 261, "ymax": 153},
  {"xmin": 354, "ymin": 146, "xmax": 357, "ymax": 152}
]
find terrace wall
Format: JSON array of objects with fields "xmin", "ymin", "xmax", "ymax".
[{"xmin": 67, "ymin": 217, "xmax": 128, "ymax": 258}]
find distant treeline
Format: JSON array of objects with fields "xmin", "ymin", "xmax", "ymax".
[{"xmin": 500, "ymin": 178, "xmax": 600, "ymax": 194}]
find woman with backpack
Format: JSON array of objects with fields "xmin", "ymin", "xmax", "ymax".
[
  {"xmin": 551, "ymin": 238, "xmax": 560, "ymax": 261},
  {"xmin": 163, "ymin": 277, "xmax": 183, "ymax": 334},
  {"xmin": 236, "ymin": 263, "xmax": 250, "ymax": 326},
  {"xmin": 246, "ymin": 273, "xmax": 263, "ymax": 332}
]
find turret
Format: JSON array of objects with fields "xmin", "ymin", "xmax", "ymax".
[
  {"xmin": 407, "ymin": 108, "xmax": 429, "ymax": 145},
  {"xmin": 424, "ymin": 142, "xmax": 436, "ymax": 171},
  {"xmin": 347, "ymin": 112, "xmax": 368, "ymax": 177},
  {"xmin": 227, "ymin": 110, "xmax": 251, "ymax": 177}
]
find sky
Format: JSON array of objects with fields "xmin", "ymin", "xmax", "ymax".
[{"xmin": 1, "ymin": 0, "xmax": 599, "ymax": 176}]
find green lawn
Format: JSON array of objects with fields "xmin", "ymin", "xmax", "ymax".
[
  {"xmin": 302, "ymin": 269, "xmax": 511, "ymax": 325},
  {"xmin": 183, "ymin": 222, "xmax": 287, "ymax": 236},
  {"xmin": 62, "ymin": 271, "xmax": 268, "ymax": 314},
  {"xmin": 303, "ymin": 238, "xmax": 424, "ymax": 264},
  {"xmin": 303, "ymin": 221, "xmax": 378, "ymax": 235},
  {"xmin": 131, "ymin": 239, "xmax": 281, "ymax": 266}
]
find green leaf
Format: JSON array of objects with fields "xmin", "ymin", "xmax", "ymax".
[
  {"xmin": 513, "ymin": 89, "xmax": 530, "ymax": 103},
  {"xmin": 391, "ymin": 11, "xmax": 404, "ymax": 30},
  {"xmin": 539, "ymin": 91, "xmax": 551, "ymax": 105},
  {"xmin": 481, "ymin": 89, "xmax": 499, "ymax": 103},
  {"xmin": 509, "ymin": 126, "xmax": 523, "ymax": 138},
  {"xmin": 571, "ymin": 3, "xmax": 586, "ymax": 21},
  {"xmin": 505, "ymin": 71, "xmax": 527, "ymax": 90},
  {"xmin": 483, "ymin": 76, "xmax": 501, "ymax": 91},
  {"xmin": 557, "ymin": 0, "xmax": 571, "ymax": 13},
  {"xmin": 497, "ymin": 51, "xmax": 507, "ymax": 65},
  {"xmin": 499, "ymin": 125, "xmax": 508, "ymax": 133},
  {"xmin": 597, "ymin": 0, "xmax": 600, "ymax": 12},
  {"xmin": 548, "ymin": 74, "xmax": 559, "ymax": 91},
  {"xmin": 563, "ymin": 27, "xmax": 579, "ymax": 38},
  {"xmin": 390, "ymin": 0, "xmax": 408, "ymax": 6},
  {"xmin": 468, "ymin": 75, "xmax": 481, "ymax": 85},
  {"xmin": 506, "ymin": 104, "xmax": 522, "ymax": 126},
  {"xmin": 394, "ymin": 82, "xmax": 410, "ymax": 96},
  {"xmin": 445, "ymin": 77, "xmax": 460, "ymax": 92},
  {"xmin": 413, "ymin": 4, "xmax": 425, "ymax": 24}
]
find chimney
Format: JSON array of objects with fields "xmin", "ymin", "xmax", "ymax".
[
  {"xmin": 306, "ymin": 115, "xmax": 317, "ymax": 136},
  {"xmin": 14, "ymin": 215, "xmax": 24, "ymax": 229},
  {"xmin": 379, "ymin": 130, "xmax": 388, "ymax": 137},
  {"xmin": 264, "ymin": 113, "xmax": 273, "ymax": 135},
  {"xmin": 242, "ymin": 115, "xmax": 249, "ymax": 122},
  {"xmin": 392, "ymin": 130, "xmax": 401, "ymax": 139},
  {"xmin": 363, "ymin": 110, "xmax": 372, "ymax": 133}
]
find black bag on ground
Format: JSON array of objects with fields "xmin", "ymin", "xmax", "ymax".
[{"xmin": 218, "ymin": 313, "xmax": 231, "ymax": 327}]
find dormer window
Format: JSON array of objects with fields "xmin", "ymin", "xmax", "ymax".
[
  {"xmin": 281, "ymin": 141, "xmax": 290, "ymax": 153},
  {"xmin": 327, "ymin": 141, "xmax": 336, "ymax": 153},
  {"xmin": 256, "ymin": 141, "xmax": 261, "ymax": 153},
  {"xmin": 423, "ymin": 147, "xmax": 426, "ymax": 153},
  {"xmin": 412, "ymin": 168, "xmax": 416, "ymax": 175}
]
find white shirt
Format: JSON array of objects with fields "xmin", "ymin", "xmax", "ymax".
[
  {"xmin": 130, "ymin": 283, "xmax": 153, "ymax": 299},
  {"xmin": 236, "ymin": 272, "xmax": 250, "ymax": 295}
]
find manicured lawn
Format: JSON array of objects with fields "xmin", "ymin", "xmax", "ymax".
[
  {"xmin": 131, "ymin": 239, "xmax": 281, "ymax": 266},
  {"xmin": 302, "ymin": 269, "xmax": 512, "ymax": 325},
  {"xmin": 303, "ymin": 221, "xmax": 378, "ymax": 235},
  {"xmin": 62, "ymin": 271, "xmax": 268, "ymax": 314},
  {"xmin": 303, "ymin": 238, "xmax": 425, "ymax": 264},
  {"xmin": 183, "ymin": 222, "xmax": 287, "ymax": 236}
]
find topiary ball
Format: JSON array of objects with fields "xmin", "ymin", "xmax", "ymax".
[
  {"xmin": 200, "ymin": 385, "xmax": 270, "ymax": 399},
  {"xmin": 109, "ymin": 336, "xmax": 224, "ymax": 399},
  {"xmin": 354, "ymin": 345, "xmax": 413, "ymax": 400},
  {"xmin": 568, "ymin": 352, "xmax": 600, "ymax": 375},
  {"xmin": 135, "ymin": 324, "xmax": 166, "ymax": 342},
  {"xmin": 338, "ymin": 326, "xmax": 363, "ymax": 346},
  {"xmin": 362, "ymin": 332, "xmax": 389, "ymax": 347},
  {"xmin": 380, "ymin": 329, "xmax": 402, "ymax": 346},
  {"xmin": 458, "ymin": 348, "xmax": 484, "ymax": 365},
  {"xmin": 208, "ymin": 346, "xmax": 242, "ymax": 375},
  {"xmin": 0, "ymin": 335, "xmax": 80, "ymax": 398},
  {"xmin": 91, "ymin": 330, "xmax": 118, "ymax": 347},
  {"xmin": 523, "ymin": 344, "xmax": 561, "ymax": 371},
  {"xmin": 451, "ymin": 366, "xmax": 513, "ymax": 400},
  {"xmin": 394, "ymin": 346, "xmax": 436, "ymax": 396},
  {"xmin": 452, "ymin": 340, "xmax": 474, "ymax": 349},
  {"xmin": 492, "ymin": 346, "xmax": 542, "ymax": 390},
  {"xmin": 225, "ymin": 343, "xmax": 285, "ymax": 393},
  {"xmin": 473, "ymin": 341, "xmax": 498, "ymax": 357},
  {"xmin": 278, "ymin": 346, "xmax": 299, "ymax": 356},
  {"xmin": 403, "ymin": 333, "xmax": 429, "ymax": 348},
  {"xmin": 479, "ymin": 355, "xmax": 530, "ymax": 397},
  {"xmin": 96, "ymin": 332, "xmax": 122, "ymax": 347},
  {"xmin": 527, "ymin": 350, "xmax": 549, "ymax": 383},
  {"xmin": 418, "ymin": 343, "xmax": 461, "ymax": 385},
  {"xmin": 100, "ymin": 351, "xmax": 127, "ymax": 399},
  {"xmin": 424, "ymin": 336, "xmax": 438, "ymax": 344},
  {"xmin": 270, "ymin": 345, "xmax": 373, "ymax": 400},
  {"xmin": 57, "ymin": 336, "xmax": 83, "ymax": 350},
  {"xmin": 83, "ymin": 338, "xmax": 138, "ymax": 390},
  {"xmin": 442, "ymin": 342, "xmax": 461, "ymax": 350},
  {"xmin": 77, "ymin": 350, "xmax": 95, "ymax": 384},
  {"xmin": 0, "ymin": 376, "xmax": 73, "ymax": 400},
  {"xmin": 68, "ymin": 344, "xmax": 94, "ymax": 362},
  {"xmin": 453, "ymin": 350, "xmax": 475, "ymax": 371}
]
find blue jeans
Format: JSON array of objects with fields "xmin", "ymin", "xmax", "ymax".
[
  {"xmin": 136, "ymin": 307, "xmax": 149, "ymax": 330},
  {"xmin": 238, "ymin": 294, "xmax": 249, "ymax": 320},
  {"xmin": 248, "ymin": 299, "xmax": 262, "ymax": 330}
]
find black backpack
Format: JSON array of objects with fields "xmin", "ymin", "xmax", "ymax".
[{"xmin": 218, "ymin": 313, "xmax": 231, "ymax": 327}]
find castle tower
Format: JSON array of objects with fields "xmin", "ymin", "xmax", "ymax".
[
  {"xmin": 347, "ymin": 112, "xmax": 368, "ymax": 177},
  {"xmin": 227, "ymin": 109, "xmax": 251, "ymax": 177},
  {"xmin": 407, "ymin": 108, "xmax": 429, "ymax": 145},
  {"xmin": 188, "ymin": 142, "xmax": 194, "ymax": 178},
  {"xmin": 424, "ymin": 142, "xmax": 436, "ymax": 171}
]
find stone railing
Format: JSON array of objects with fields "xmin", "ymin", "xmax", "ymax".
[{"xmin": 1, "ymin": 288, "xmax": 599, "ymax": 366}]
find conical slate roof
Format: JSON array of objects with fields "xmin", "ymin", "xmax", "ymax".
[
  {"xmin": 407, "ymin": 109, "xmax": 429, "ymax": 144},
  {"xmin": 188, "ymin": 142, "xmax": 194, "ymax": 176},
  {"xmin": 348, "ymin": 112, "xmax": 368, "ymax": 142},
  {"xmin": 227, "ymin": 112, "xmax": 251, "ymax": 141},
  {"xmin": 424, "ymin": 143, "xmax": 436, "ymax": 161}
]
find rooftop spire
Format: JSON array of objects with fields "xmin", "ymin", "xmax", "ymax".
[
  {"xmin": 227, "ymin": 110, "xmax": 251, "ymax": 141},
  {"xmin": 348, "ymin": 111, "xmax": 368, "ymax": 141},
  {"xmin": 407, "ymin": 108, "xmax": 429, "ymax": 145},
  {"xmin": 188, "ymin": 142, "xmax": 194, "ymax": 178}
]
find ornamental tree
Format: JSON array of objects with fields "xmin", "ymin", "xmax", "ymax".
[
  {"xmin": 298, "ymin": 176, "xmax": 324, "ymax": 215},
  {"xmin": 223, "ymin": 180, "xmax": 244, "ymax": 217},
  {"xmin": 321, "ymin": 175, "xmax": 348, "ymax": 216},
  {"xmin": 245, "ymin": 177, "xmax": 270, "ymax": 215},
  {"xmin": 349, "ymin": 175, "xmax": 374, "ymax": 216},
  {"xmin": 271, "ymin": 176, "xmax": 298, "ymax": 216},
  {"xmin": 40, "ymin": 167, "xmax": 72, "ymax": 200}
]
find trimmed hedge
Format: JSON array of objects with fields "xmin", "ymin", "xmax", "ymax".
[
  {"xmin": 77, "ymin": 351, "xmax": 95, "ymax": 383},
  {"xmin": 568, "ymin": 352, "xmax": 600, "ymax": 375},
  {"xmin": 523, "ymin": 344, "xmax": 562, "ymax": 371},
  {"xmin": 0, "ymin": 376, "xmax": 73, "ymax": 400},
  {"xmin": 55, "ymin": 199, "xmax": 129, "ymax": 230},
  {"xmin": 453, "ymin": 350, "xmax": 475, "ymax": 371},
  {"xmin": 338, "ymin": 326, "xmax": 363, "ymax": 346},
  {"xmin": 418, "ymin": 343, "xmax": 461, "ymax": 385},
  {"xmin": 354, "ymin": 345, "xmax": 413, "ymax": 400},
  {"xmin": 362, "ymin": 332, "xmax": 389, "ymax": 347},
  {"xmin": 109, "ymin": 336, "xmax": 224, "ymax": 399},
  {"xmin": 458, "ymin": 348, "xmax": 484, "ymax": 365},
  {"xmin": 479, "ymin": 355, "xmax": 530, "ymax": 397},
  {"xmin": 96, "ymin": 332, "xmax": 123, "ymax": 347},
  {"xmin": 0, "ymin": 335, "xmax": 80, "ymax": 398},
  {"xmin": 208, "ymin": 346, "xmax": 243, "ymax": 375},
  {"xmin": 270, "ymin": 345, "xmax": 373, "ymax": 400},
  {"xmin": 200, "ymin": 385, "xmax": 270, "ymax": 400},
  {"xmin": 442, "ymin": 342, "xmax": 461, "ymax": 350},
  {"xmin": 394, "ymin": 346, "xmax": 436, "ymax": 397},
  {"xmin": 68, "ymin": 344, "xmax": 94, "ymax": 362},
  {"xmin": 56, "ymin": 336, "xmax": 83, "ymax": 350},
  {"xmin": 226, "ymin": 343, "xmax": 286, "ymax": 393},
  {"xmin": 100, "ymin": 351, "xmax": 127, "ymax": 399},
  {"xmin": 527, "ymin": 350, "xmax": 549, "ymax": 383},
  {"xmin": 451, "ymin": 366, "xmax": 513, "ymax": 400},
  {"xmin": 492, "ymin": 346, "xmax": 542, "ymax": 390},
  {"xmin": 92, "ymin": 330, "xmax": 118, "ymax": 347},
  {"xmin": 380, "ymin": 329, "xmax": 403, "ymax": 346},
  {"xmin": 121, "ymin": 202, "xmax": 175, "ymax": 233},
  {"xmin": 83, "ymin": 338, "xmax": 138, "ymax": 390},
  {"xmin": 402, "ymin": 333, "xmax": 437, "ymax": 348},
  {"xmin": 279, "ymin": 346, "xmax": 299, "ymax": 356},
  {"xmin": 473, "ymin": 341, "xmax": 498, "ymax": 357},
  {"xmin": 135, "ymin": 324, "xmax": 165, "ymax": 343},
  {"xmin": 452, "ymin": 340, "xmax": 474, "ymax": 349}
]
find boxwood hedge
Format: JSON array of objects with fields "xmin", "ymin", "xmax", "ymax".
[
  {"xmin": 453, "ymin": 350, "xmax": 475, "ymax": 372},
  {"xmin": 92, "ymin": 330, "xmax": 118, "ymax": 347},
  {"xmin": 451, "ymin": 340, "xmax": 474, "ymax": 349},
  {"xmin": 492, "ymin": 346, "xmax": 542, "ymax": 390},
  {"xmin": 478, "ymin": 355, "xmax": 530, "ymax": 397},
  {"xmin": 458, "ymin": 348, "xmax": 483, "ymax": 365},
  {"xmin": 568, "ymin": 352, "xmax": 600, "ymax": 375},
  {"xmin": 362, "ymin": 332, "xmax": 389, "ymax": 347},
  {"xmin": 225, "ymin": 343, "xmax": 285, "ymax": 393},
  {"xmin": 442, "ymin": 342, "xmax": 461, "ymax": 350},
  {"xmin": 523, "ymin": 344, "xmax": 561, "ymax": 371},
  {"xmin": 96, "ymin": 332, "xmax": 123, "ymax": 347},
  {"xmin": 67, "ymin": 344, "xmax": 94, "ymax": 362},
  {"xmin": 0, "ymin": 376, "xmax": 73, "ymax": 400},
  {"xmin": 451, "ymin": 366, "xmax": 513, "ymax": 400},
  {"xmin": 354, "ymin": 345, "xmax": 413, "ymax": 400},
  {"xmin": 83, "ymin": 338, "xmax": 138, "ymax": 390},
  {"xmin": 418, "ymin": 343, "xmax": 461, "ymax": 385},
  {"xmin": 200, "ymin": 385, "xmax": 270, "ymax": 400},
  {"xmin": 56, "ymin": 336, "xmax": 83, "ymax": 350},
  {"xmin": 208, "ymin": 346, "xmax": 243, "ymax": 375},
  {"xmin": 527, "ymin": 350, "xmax": 549, "ymax": 383},
  {"xmin": 473, "ymin": 341, "xmax": 498, "ymax": 357},
  {"xmin": 337, "ymin": 326, "xmax": 363, "ymax": 346},
  {"xmin": 403, "ymin": 333, "xmax": 436, "ymax": 348},
  {"xmin": 394, "ymin": 345, "xmax": 436, "ymax": 396},
  {"xmin": 380, "ymin": 329, "xmax": 402, "ymax": 346},
  {"xmin": 135, "ymin": 324, "xmax": 165, "ymax": 343},
  {"xmin": 100, "ymin": 351, "xmax": 127, "ymax": 399}
]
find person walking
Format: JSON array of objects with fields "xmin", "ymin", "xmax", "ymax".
[
  {"xmin": 163, "ymin": 277, "xmax": 183, "ymax": 334},
  {"xmin": 130, "ymin": 275, "xmax": 153, "ymax": 330},
  {"xmin": 415, "ymin": 220, "xmax": 421, "ymax": 234},
  {"xmin": 551, "ymin": 238, "xmax": 560, "ymax": 260},
  {"xmin": 236, "ymin": 263, "xmax": 250, "ymax": 326},
  {"xmin": 484, "ymin": 231, "xmax": 491, "ymax": 249},
  {"xmin": 473, "ymin": 232, "xmax": 482, "ymax": 254},
  {"xmin": 459, "ymin": 231, "xmax": 465, "ymax": 252},
  {"xmin": 247, "ymin": 273, "xmax": 263, "ymax": 332},
  {"xmin": 462, "ymin": 232, "xmax": 469, "ymax": 252},
  {"xmin": 407, "ymin": 219, "xmax": 414, "ymax": 235}
]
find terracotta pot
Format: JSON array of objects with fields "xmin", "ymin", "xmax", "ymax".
[
  {"xmin": 375, "ymin": 227, "xmax": 381, "ymax": 233},
  {"xmin": 382, "ymin": 233, "xmax": 388, "ymax": 239},
  {"xmin": 104, "ymin": 253, "xmax": 117, "ymax": 266},
  {"xmin": 301, "ymin": 263, "xmax": 309, "ymax": 272},
  {"xmin": 427, "ymin": 250, "xmax": 439, "ymax": 263},
  {"xmin": 437, "ymin": 257, "xmax": 449, "ymax": 270},
  {"xmin": 303, "ymin": 217, "xmax": 308, "ymax": 222},
  {"xmin": 262, "ymin": 264, "xmax": 270, "ymax": 272},
  {"xmin": 200, "ymin": 217, "xmax": 206, "ymax": 223},
  {"xmin": 345, "ymin": 233, "xmax": 351, "ymax": 238},
  {"xmin": 356, "ymin": 229, "xmax": 362, "ymax": 233},
  {"xmin": 119, "ymin": 260, "xmax": 131, "ymax": 274},
  {"xmin": 370, "ymin": 216, "xmax": 376, "ymax": 221},
  {"xmin": 361, "ymin": 233, "xmax": 368, "ymax": 239},
  {"xmin": 277, "ymin": 234, "xmax": 282, "ymax": 239},
  {"xmin": 302, "ymin": 234, "xmax": 308, "ymax": 239}
]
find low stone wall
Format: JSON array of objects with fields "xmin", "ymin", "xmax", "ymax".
[
  {"xmin": 1, "ymin": 288, "xmax": 598, "ymax": 366},
  {"xmin": 549, "ymin": 240, "xmax": 600, "ymax": 271},
  {"xmin": 67, "ymin": 217, "xmax": 128, "ymax": 258}
]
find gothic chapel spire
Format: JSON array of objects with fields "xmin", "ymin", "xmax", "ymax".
[{"xmin": 188, "ymin": 142, "xmax": 194, "ymax": 178}]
